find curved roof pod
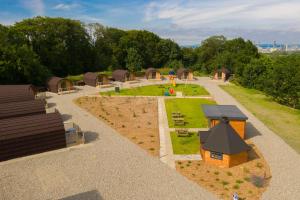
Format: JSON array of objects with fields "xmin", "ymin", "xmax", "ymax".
[
  {"xmin": 177, "ymin": 68, "xmax": 192, "ymax": 80},
  {"xmin": 145, "ymin": 68, "xmax": 160, "ymax": 79},
  {"xmin": 83, "ymin": 72, "xmax": 98, "ymax": 87},
  {"xmin": 0, "ymin": 99, "xmax": 46, "ymax": 120},
  {"xmin": 0, "ymin": 85, "xmax": 35, "ymax": 104},
  {"xmin": 83, "ymin": 72, "xmax": 109, "ymax": 87},
  {"xmin": 47, "ymin": 76, "xmax": 74, "ymax": 93},
  {"xmin": 0, "ymin": 112, "xmax": 66, "ymax": 162},
  {"xmin": 214, "ymin": 67, "xmax": 231, "ymax": 81},
  {"xmin": 112, "ymin": 70, "xmax": 130, "ymax": 82}
]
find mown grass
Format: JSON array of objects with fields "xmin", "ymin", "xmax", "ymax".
[
  {"xmin": 221, "ymin": 84, "xmax": 300, "ymax": 154},
  {"xmin": 100, "ymin": 84, "xmax": 209, "ymax": 96},
  {"xmin": 165, "ymin": 98, "xmax": 216, "ymax": 128},
  {"xmin": 170, "ymin": 132, "xmax": 200, "ymax": 154}
]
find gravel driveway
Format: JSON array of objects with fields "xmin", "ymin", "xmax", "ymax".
[{"xmin": 0, "ymin": 85, "xmax": 217, "ymax": 200}]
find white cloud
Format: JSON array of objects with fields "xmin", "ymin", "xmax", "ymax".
[
  {"xmin": 53, "ymin": 3, "xmax": 80, "ymax": 11},
  {"xmin": 144, "ymin": 0, "xmax": 300, "ymax": 30},
  {"xmin": 22, "ymin": 0, "xmax": 45, "ymax": 16}
]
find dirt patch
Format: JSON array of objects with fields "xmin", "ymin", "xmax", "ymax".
[
  {"xmin": 176, "ymin": 141, "xmax": 271, "ymax": 200},
  {"xmin": 75, "ymin": 96, "xmax": 159, "ymax": 156}
]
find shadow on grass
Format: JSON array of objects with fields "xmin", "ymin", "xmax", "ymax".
[{"xmin": 59, "ymin": 190, "xmax": 103, "ymax": 200}]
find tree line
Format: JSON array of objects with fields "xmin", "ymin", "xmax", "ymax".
[{"xmin": 0, "ymin": 16, "xmax": 299, "ymax": 109}]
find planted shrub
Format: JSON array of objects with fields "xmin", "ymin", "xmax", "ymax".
[
  {"xmin": 226, "ymin": 172, "xmax": 233, "ymax": 176},
  {"xmin": 233, "ymin": 184, "xmax": 240, "ymax": 189},
  {"xmin": 221, "ymin": 181, "xmax": 229, "ymax": 186},
  {"xmin": 251, "ymin": 175, "xmax": 265, "ymax": 188},
  {"xmin": 214, "ymin": 171, "xmax": 219, "ymax": 175},
  {"xmin": 236, "ymin": 179, "xmax": 244, "ymax": 184}
]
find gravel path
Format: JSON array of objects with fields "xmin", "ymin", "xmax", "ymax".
[
  {"xmin": 192, "ymin": 77, "xmax": 300, "ymax": 200},
  {"xmin": 0, "ymin": 85, "xmax": 217, "ymax": 200}
]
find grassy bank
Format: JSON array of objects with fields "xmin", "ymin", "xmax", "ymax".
[{"xmin": 221, "ymin": 84, "xmax": 300, "ymax": 154}]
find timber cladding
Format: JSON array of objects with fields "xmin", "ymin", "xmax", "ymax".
[
  {"xmin": 0, "ymin": 113, "xmax": 66, "ymax": 162},
  {"xmin": 202, "ymin": 150, "xmax": 248, "ymax": 168},
  {"xmin": 211, "ymin": 119, "xmax": 246, "ymax": 139},
  {"xmin": 0, "ymin": 100, "xmax": 46, "ymax": 120},
  {"xmin": 0, "ymin": 85, "xmax": 35, "ymax": 104}
]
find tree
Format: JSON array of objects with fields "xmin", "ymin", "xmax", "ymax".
[
  {"xmin": 126, "ymin": 48, "xmax": 143, "ymax": 73},
  {"xmin": 12, "ymin": 16, "xmax": 93, "ymax": 76}
]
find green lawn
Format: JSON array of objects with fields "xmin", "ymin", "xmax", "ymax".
[
  {"xmin": 165, "ymin": 98, "xmax": 216, "ymax": 128},
  {"xmin": 170, "ymin": 132, "xmax": 200, "ymax": 154},
  {"xmin": 221, "ymin": 84, "xmax": 300, "ymax": 154},
  {"xmin": 100, "ymin": 84, "xmax": 209, "ymax": 96}
]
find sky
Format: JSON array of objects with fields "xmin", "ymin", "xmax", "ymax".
[{"xmin": 0, "ymin": 0, "xmax": 300, "ymax": 45}]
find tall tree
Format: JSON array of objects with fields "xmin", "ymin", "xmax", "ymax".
[{"xmin": 126, "ymin": 48, "xmax": 143, "ymax": 73}]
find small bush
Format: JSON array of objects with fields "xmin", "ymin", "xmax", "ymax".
[
  {"xmin": 188, "ymin": 160, "xmax": 192, "ymax": 164},
  {"xmin": 256, "ymin": 162, "xmax": 264, "ymax": 169},
  {"xmin": 133, "ymin": 112, "xmax": 137, "ymax": 117},
  {"xmin": 192, "ymin": 173, "xmax": 196, "ymax": 177},
  {"xmin": 209, "ymin": 184, "xmax": 214, "ymax": 188},
  {"xmin": 122, "ymin": 125, "xmax": 125, "ymax": 128},
  {"xmin": 215, "ymin": 178, "xmax": 220, "ymax": 181},
  {"xmin": 214, "ymin": 171, "xmax": 219, "ymax": 175},
  {"xmin": 232, "ymin": 184, "xmax": 240, "ymax": 190},
  {"xmin": 206, "ymin": 170, "xmax": 210, "ymax": 173},
  {"xmin": 186, "ymin": 164, "xmax": 190, "ymax": 167},
  {"xmin": 180, "ymin": 166, "xmax": 184, "ymax": 169},
  {"xmin": 149, "ymin": 148, "xmax": 155, "ymax": 151},
  {"xmin": 251, "ymin": 175, "xmax": 265, "ymax": 188},
  {"xmin": 131, "ymin": 136, "xmax": 136, "ymax": 140},
  {"xmin": 244, "ymin": 177, "xmax": 250, "ymax": 182},
  {"xmin": 226, "ymin": 172, "xmax": 233, "ymax": 176},
  {"xmin": 221, "ymin": 181, "xmax": 229, "ymax": 186},
  {"xmin": 138, "ymin": 141, "xmax": 144, "ymax": 144},
  {"xmin": 248, "ymin": 190, "xmax": 253, "ymax": 194},
  {"xmin": 236, "ymin": 179, "xmax": 244, "ymax": 184},
  {"xmin": 243, "ymin": 167, "xmax": 250, "ymax": 173},
  {"xmin": 178, "ymin": 161, "xmax": 182, "ymax": 165}
]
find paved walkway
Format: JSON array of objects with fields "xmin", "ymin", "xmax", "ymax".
[
  {"xmin": 158, "ymin": 97, "xmax": 175, "ymax": 168},
  {"xmin": 0, "ymin": 85, "xmax": 217, "ymax": 200},
  {"xmin": 193, "ymin": 77, "xmax": 300, "ymax": 200},
  {"xmin": 174, "ymin": 154, "xmax": 202, "ymax": 161}
]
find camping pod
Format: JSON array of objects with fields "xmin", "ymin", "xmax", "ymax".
[
  {"xmin": 112, "ymin": 70, "xmax": 134, "ymax": 82},
  {"xmin": 0, "ymin": 85, "xmax": 35, "ymax": 104},
  {"xmin": 47, "ymin": 77, "xmax": 74, "ymax": 94},
  {"xmin": 83, "ymin": 72, "xmax": 109, "ymax": 87},
  {"xmin": 177, "ymin": 68, "xmax": 193, "ymax": 80},
  {"xmin": 145, "ymin": 68, "xmax": 161, "ymax": 80}
]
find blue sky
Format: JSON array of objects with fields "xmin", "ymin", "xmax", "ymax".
[{"xmin": 1, "ymin": 0, "xmax": 300, "ymax": 45}]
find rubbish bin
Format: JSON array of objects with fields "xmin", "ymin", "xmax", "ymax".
[{"xmin": 115, "ymin": 86, "xmax": 120, "ymax": 93}]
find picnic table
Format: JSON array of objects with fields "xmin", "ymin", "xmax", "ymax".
[{"xmin": 175, "ymin": 128, "xmax": 190, "ymax": 137}]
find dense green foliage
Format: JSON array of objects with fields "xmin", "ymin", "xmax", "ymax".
[
  {"xmin": 236, "ymin": 54, "xmax": 300, "ymax": 108},
  {"xmin": 0, "ymin": 17, "xmax": 181, "ymax": 85}
]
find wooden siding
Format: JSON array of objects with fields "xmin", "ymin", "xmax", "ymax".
[{"xmin": 210, "ymin": 119, "xmax": 246, "ymax": 139}]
